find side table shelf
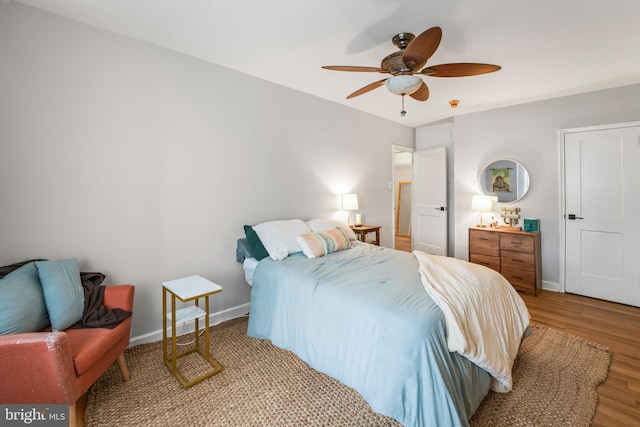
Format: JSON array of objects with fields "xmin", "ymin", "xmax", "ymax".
[
  {"xmin": 162, "ymin": 275, "xmax": 224, "ymax": 388},
  {"xmin": 166, "ymin": 305, "xmax": 206, "ymax": 325}
]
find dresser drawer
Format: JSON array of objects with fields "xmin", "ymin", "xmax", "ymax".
[
  {"xmin": 501, "ymin": 250, "xmax": 535, "ymax": 272},
  {"xmin": 500, "ymin": 233, "xmax": 534, "ymax": 253},
  {"xmin": 469, "ymin": 253, "xmax": 501, "ymax": 272},
  {"xmin": 501, "ymin": 267, "xmax": 536, "ymax": 293},
  {"xmin": 469, "ymin": 229, "xmax": 499, "ymax": 257}
]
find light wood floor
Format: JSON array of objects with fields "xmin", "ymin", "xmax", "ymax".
[
  {"xmin": 520, "ymin": 291, "xmax": 640, "ymax": 426},
  {"xmin": 394, "ymin": 235, "xmax": 412, "ymax": 252}
]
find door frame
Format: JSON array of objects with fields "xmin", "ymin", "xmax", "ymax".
[
  {"xmin": 392, "ymin": 144, "xmax": 414, "ymax": 250},
  {"xmin": 558, "ymin": 120, "xmax": 640, "ymax": 293}
]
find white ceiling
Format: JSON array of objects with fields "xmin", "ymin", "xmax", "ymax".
[{"xmin": 14, "ymin": 0, "xmax": 640, "ymax": 128}]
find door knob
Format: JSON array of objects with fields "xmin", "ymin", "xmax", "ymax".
[{"xmin": 567, "ymin": 214, "xmax": 584, "ymax": 220}]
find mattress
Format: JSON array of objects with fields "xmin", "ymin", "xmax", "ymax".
[
  {"xmin": 236, "ymin": 238, "xmax": 259, "ymax": 286},
  {"xmin": 242, "ymin": 257, "xmax": 259, "ymax": 286}
]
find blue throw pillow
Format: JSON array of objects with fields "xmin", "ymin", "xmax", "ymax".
[
  {"xmin": 36, "ymin": 259, "xmax": 85, "ymax": 331},
  {"xmin": 0, "ymin": 262, "xmax": 50, "ymax": 334}
]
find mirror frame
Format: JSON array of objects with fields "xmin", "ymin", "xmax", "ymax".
[{"xmin": 478, "ymin": 159, "xmax": 530, "ymax": 203}]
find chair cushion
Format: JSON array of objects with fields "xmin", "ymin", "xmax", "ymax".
[
  {"xmin": 0, "ymin": 262, "xmax": 50, "ymax": 334},
  {"xmin": 64, "ymin": 318, "xmax": 131, "ymax": 376}
]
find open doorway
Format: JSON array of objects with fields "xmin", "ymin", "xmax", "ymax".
[{"xmin": 393, "ymin": 146, "xmax": 413, "ymax": 252}]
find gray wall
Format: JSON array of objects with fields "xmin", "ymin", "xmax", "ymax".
[
  {"xmin": 0, "ymin": 3, "xmax": 414, "ymax": 342},
  {"xmin": 418, "ymin": 85, "xmax": 640, "ymax": 289}
]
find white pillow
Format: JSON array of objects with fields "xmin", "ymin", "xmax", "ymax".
[
  {"xmin": 253, "ymin": 219, "xmax": 312, "ymax": 261},
  {"xmin": 306, "ymin": 218, "xmax": 357, "ymax": 241}
]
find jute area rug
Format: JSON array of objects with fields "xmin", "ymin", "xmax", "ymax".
[{"xmin": 86, "ymin": 318, "xmax": 610, "ymax": 427}]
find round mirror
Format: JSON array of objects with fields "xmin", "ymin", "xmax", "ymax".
[{"xmin": 478, "ymin": 159, "xmax": 530, "ymax": 203}]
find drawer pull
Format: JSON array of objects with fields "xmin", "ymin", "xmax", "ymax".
[
  {"xmin": 512, "ymin": 276, "xmax": 524, "ymax": 280},
  {"xmin": 511, "ymin": 259, "xmax": 524, "ymax": 263},
  {"xmin": 511, "ymin": 241, "xmax": 522, "ymax": 245},
  {"xmin": 479, "ymin": 238, "xmax": 489, "ymax": 241}
]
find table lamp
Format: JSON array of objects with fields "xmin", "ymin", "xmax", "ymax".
[
  {"xmin": 471, "ymin": 195, "xmax": 494, "ymax": 228},
  {"xmin": 342, "ymin": 193, "xmax": 359, "ymax": 226}
]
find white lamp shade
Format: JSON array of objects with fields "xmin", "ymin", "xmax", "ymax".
[
  {"xmin": 342, "ymin": 193, "xmax": 359, "ymax": 211},
  {"xmin": 385, "ymin": 75, "xmax": 423, "ymax": 95},
  {"xmin": 471, "ymin": 195, "xmax": 494, "ymax": 212}
]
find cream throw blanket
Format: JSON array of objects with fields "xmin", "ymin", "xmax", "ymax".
[{"xmin": 413, "ymin": 251, "xmax": 530, "ymax": 392}]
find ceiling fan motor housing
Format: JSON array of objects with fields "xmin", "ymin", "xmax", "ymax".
[
  {"xmin": 382, "ymin": 51, "xmax": 413, "ymax": 74},
  {"xmin": 383, "ymin": 33, "xmax": 419, "ymax": 73}
]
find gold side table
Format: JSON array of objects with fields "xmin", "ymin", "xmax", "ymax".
[{"xmin": 162, "ymin": 275, "xmax": 223, "ymax": 388}]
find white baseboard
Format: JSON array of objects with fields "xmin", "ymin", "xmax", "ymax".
[
  {"xmin": 542, "ymin": 280, "xmax": 562, "ymax": 293},
  {"xmin": 129, "ymin": 302, "xmax": 251, "ymax": 347}
]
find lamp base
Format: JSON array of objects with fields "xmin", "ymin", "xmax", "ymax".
[{"xmin": 475, "ymin": 223, "xmax": 488, "ymax": 228}]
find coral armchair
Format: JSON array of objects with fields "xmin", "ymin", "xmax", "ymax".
[{"xmin": 0, "ymin": 284, "xmax": 134, "ymax": 426}]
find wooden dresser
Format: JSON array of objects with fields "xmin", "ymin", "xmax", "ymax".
[{"xmin": 468, "ymin": 227, "xmax": 542, "ymax": 295}]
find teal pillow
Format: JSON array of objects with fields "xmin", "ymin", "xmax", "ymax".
[
  {"xmin": 0, "ymin": 262, "xmax": 50, "ymax": 334},
  {"xmin": 244, "ymin": 225, "xmax": 270, "ymax": 261},
  {"xmin": 36, "ymin": 259, "xmax": 85, "ymax": 331}
]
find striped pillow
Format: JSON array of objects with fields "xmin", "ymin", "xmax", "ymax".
[{"xmin": 296, "ymin": 228, "xmax": 352, "ymax": 258}]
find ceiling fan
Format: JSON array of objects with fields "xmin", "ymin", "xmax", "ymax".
[{"xmin": 322, "ymin": 26, "xmax": 501, "ymax": 116}]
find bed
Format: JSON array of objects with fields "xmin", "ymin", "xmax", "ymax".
[{"xmin": 240, "ymin": 219, "xmax": 529, "ymax": 427}]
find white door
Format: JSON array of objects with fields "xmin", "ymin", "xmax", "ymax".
[
  {"xmin": 563, "ymin": 124, "xmax": 640, "ymax": 306},
  {"xmin": 412, "ymin": 147, "xmax": 447, "ymax": 255}
]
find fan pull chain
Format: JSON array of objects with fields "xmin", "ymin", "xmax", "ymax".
[{"xmin": 400, "ymin": 94, "xmax": 407, "ymax": 117}]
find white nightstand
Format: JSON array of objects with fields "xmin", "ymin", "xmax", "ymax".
[{"xmin": 162, "ymin": 275, "xmax": 224, "ymax": 388}]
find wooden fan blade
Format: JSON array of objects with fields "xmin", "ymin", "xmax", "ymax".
[
  {"xmin": 322, "ymin": 65, "xmax": 387, "ymax": 73},
  {"xmin": 410, "ymin": 82, "xmax": 429, "ymax": 101},
  {"xmin": 422, "ymin": 63, "xmax": 501, "ymax": 77},
  {"xmin": 402, "ymin": 26, "xmax": 442, "ymax": 71},
  {"xmin": 346, "ymin": 79, "xmax": 387, "ymax": 99}
]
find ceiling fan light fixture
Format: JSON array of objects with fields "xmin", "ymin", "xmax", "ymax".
[{"xmin": 385, "ymin": 75, "xmax": 423, "ymax": 96}]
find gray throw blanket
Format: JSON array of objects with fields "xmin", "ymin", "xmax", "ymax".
[{"xmin": 68, "ymin": 272, "xmax": 131, "ymax": 329}]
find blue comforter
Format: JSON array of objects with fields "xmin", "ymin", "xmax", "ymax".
[{"xmin": 247, "ymin": 242, "xmax": 490, "ymax": 426}]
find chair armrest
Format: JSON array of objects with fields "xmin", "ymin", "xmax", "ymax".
[
  {"xmin": 0, "ymin": 331, "xmax": 81, "ymax": 404},
  {"xmin": 103, "ymin": 284, "xmax": 135, "ymax": 311}
]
